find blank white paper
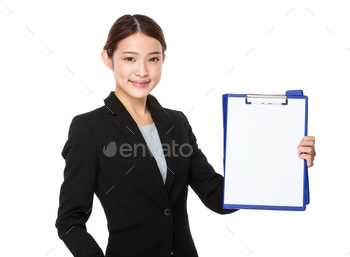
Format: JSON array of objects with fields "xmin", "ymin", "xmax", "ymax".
[{"xmin": 224, "ymin": 97, "xmax": 306, "ymax": 207}]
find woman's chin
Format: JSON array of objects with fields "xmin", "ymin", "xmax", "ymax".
[{"xmin": 128, "ymin": 89, "xmax": 153, "ymax": 99}]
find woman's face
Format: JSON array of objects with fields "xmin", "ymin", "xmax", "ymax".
[{"xmin": 104, "ymin": 32, "xmax": 166, "ymax": 100}]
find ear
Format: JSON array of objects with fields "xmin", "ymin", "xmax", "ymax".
[
  {"xmin": 101, "ymin": 50, "xmax": 113, "ymax": 71},
  {"xmin": 162, "ymin": 53, "xmax": 166, "ymax": 64}
]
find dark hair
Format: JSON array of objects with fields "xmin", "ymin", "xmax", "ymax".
[{"xmin": 103, "ymin": 14, "xmax": 167, "ymax": 61}]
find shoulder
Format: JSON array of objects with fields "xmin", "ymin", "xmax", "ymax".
[
  {"xmin": 163, "ymin": 107, "xmax": 187, "ymax": 123},
  {"xmin": 68, "ymin": 105, "xmax": 106, "ymax": 129},
  {"xmin": 148, "ymin": 94, "xmax": 190, "ymax": 127}
]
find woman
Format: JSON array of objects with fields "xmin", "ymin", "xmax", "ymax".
[{"xmin": 55, "ymin": 14, "xmax": 316, "ymax": 257}]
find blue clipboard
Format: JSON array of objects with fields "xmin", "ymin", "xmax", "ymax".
[{"xmin": 222, "ymin": 90, "xmax": 309, "ymax": 211}]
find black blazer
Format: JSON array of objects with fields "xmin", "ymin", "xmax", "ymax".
[{"xmin": 55, "ymin": 91, "xmax": 238, "ymax": 257}]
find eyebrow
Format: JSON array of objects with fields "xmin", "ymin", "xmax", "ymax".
[{"xmin": 121, "ymin": 51, "xmax": 162, "ymax": 55}]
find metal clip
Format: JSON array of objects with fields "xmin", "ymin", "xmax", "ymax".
[{"xmin": 245, "ymin": 94, "xmax": 288, "ymax": 105}]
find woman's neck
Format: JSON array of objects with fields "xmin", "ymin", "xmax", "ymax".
[{"xmin": 114, "ymin": 88, "xmax": 149, "ymax": 118}]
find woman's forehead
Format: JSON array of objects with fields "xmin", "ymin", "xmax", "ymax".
[{"xmin": 116, "ymin": 33, "xmax": 162, "ymax": 54}]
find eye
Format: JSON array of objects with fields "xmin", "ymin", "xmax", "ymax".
[
  {"xmin": 125, "ymin": 57, "xmax": 134, "ymax": 61},
  {"xmin": 150, "ymin": 57, "xmax": 160, "ymax": 62}
]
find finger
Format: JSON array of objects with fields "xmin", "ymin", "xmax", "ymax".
[
  {"xmin": 298, "ymin": 153, "xmax": 314, "ymax": 168},
  {"xmin": 297, "ymin": 140, "xmax": 316, "ymax": 158},
  {"xmin": 297, "ymin": 146, "xmax": 312, "ymax": 154},
  {"xmin": 298, "ymin": 140, "xmax": 314, "ymax": 147},
  {"xmin": 298, "ymin": 153, "xmax": 314, "ymax": 163},
  {"xmin": 298, "ymin": 151, "xmax": 315, "ymax": 163},
  {"xmin": 297, "ymin": 148, "xmax": 315, "ymax": 163},
  {"xmin": 302, "ymin": 136, "xmax": 315, "ymax": 142}
]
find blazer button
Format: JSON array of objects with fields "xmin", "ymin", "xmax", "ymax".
[{"xmin": 164, "ymin": 208, "xmax": 172, "ymax": 216}]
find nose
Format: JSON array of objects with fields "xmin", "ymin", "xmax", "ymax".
[{"xmin": 135, "ymin": 60, "xmax": 149, "ymax": 77}]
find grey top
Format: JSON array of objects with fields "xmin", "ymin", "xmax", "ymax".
[{"xmin": 138, "ymin": 122, "xmax": 167, "ymax": 184}]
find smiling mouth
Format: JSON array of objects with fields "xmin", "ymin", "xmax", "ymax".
[{"xmin": 129, "ymin": 80, "xmax": 149, "ymax": 87}]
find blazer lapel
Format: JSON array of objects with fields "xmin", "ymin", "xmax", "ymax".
[
  {"xmin": 104, "ymin": 91, "xmax": 177, "ymax": 203},
  {"xmin": 147, "ymin": 95, "xmax": 177, "ymax": 195}
]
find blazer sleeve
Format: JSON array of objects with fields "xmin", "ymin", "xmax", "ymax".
[
  {"xmin": 181, "ymin": 112, "xmax": 239, "ymax": 215},
  {"xmin": 55, "ymin": 115, "xmax": 104, "ymax": 257}
]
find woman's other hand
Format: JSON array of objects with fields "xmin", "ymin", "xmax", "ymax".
[{"xmin": 297, "ymin": 136, "xmax": 316, "ymax": 168}]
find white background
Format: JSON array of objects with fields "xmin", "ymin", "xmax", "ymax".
[{"xmin": 1, "ymin": 0, "xmax": 349, "ymax": 256}]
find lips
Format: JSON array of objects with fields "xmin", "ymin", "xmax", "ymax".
[{"xmin": 130, "ymin": 80, "xmax": 149, "ymax": 88}]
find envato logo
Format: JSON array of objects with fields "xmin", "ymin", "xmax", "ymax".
[{"xmin": 103, "ymin": 140, "xmax": 193, "ymax": 158}]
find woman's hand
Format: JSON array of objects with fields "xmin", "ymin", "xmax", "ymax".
[{"xmin": 297, "ymin": 136, "xmax": 316, "ymax": 168}]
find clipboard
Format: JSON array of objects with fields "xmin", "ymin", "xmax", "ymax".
[{"xmin": 222, "ymin": 90, "xmax": 309, "ymax": 211}]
